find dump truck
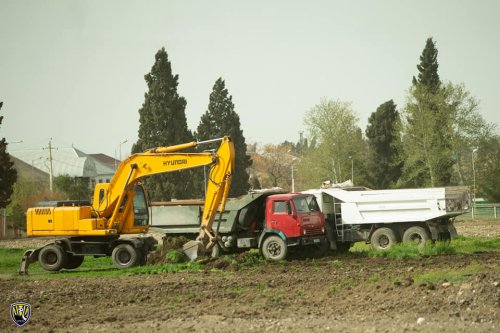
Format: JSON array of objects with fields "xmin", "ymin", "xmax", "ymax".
[
  {"xmin": 19, "ymin": 136, "xmax": 235, "ymax": 274},
  {"xmin": 151, "ymin": 189, "xmax": 328, "ymax": 260},
  {"xmin": 302, "ymin": 186, "xmax": 470, "ymax": 251}
]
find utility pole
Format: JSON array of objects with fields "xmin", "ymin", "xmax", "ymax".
[
  {"xmin": 472, "ymin": 148, "xmax": 478, "ymax": 219},
  {"xmin": 3, "ymin": 208, "xmax": 6, "ymax": 239},
  {"xmin": 48, "ymin": 139, "xmax": 54, "ymax": 192},
  {"xmin": 291, "ymin": 158, "xmax": 297, "ymax": 192},
  {"xmin": 349, "ymin": 156, "xmax": 353, "ymax": 185},
  {"xmin": 43, "ymin": 139, "xmax": 56, "ymax": 192}
]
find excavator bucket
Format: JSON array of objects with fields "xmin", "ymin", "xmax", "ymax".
[{"xmin": 182, "ymin": 240, "xmax": 204, "ymax": 261}]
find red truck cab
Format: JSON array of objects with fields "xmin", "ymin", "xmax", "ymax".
[{"xmin": 259, "ymin": 193, "xmax": 327, "ymax": 260}]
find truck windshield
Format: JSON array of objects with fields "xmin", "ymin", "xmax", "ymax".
[{"xmin": 292, "ymin": 196, "xmax": 320, "ymax": 213}]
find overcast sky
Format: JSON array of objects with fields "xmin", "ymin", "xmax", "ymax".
[{"xmin": 1, "ymin": 0, "xmax": 499, "ymax": 158}]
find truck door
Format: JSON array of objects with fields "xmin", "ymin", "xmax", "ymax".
[{"xmin": 268, "ymin": 199, "xmax": 300, "ymax": 238}]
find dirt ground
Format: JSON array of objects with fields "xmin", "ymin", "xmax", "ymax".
[{"xmin": 1, "ymin": 220, "xmax": 499, "ymax": 333}]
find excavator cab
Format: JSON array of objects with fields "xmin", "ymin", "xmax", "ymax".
[{"xmin": 132, "ymin": 185, "xmax": 149, "ymax": 227}]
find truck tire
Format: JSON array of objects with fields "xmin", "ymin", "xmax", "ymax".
[
  {"xmin": 371, "ymin": 227, "xmax": 397, "ymax": 250},
  {"xmin": 403, "ymin": 226, "xmax": 430, "ymax": 248},
  {"xmin": 261, "ymin": 235, "xmax": 288, "ymax": 260},
  {"xmin": 64, "ymin": 254, "xmax": 84, "ymax": 269},
  {"xmin": 112, "ymin": 244, "xmax": 139, "ymax": 269},
  {"xmin": 39, "ymin": 244, "xmax": 68, "ymax": 271}
]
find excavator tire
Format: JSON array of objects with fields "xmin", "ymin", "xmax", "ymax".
[
  {"xmin": 39, "ymin": 244, "xmax": 68, "ymax": 272},
  {"xmin": 64, "ymin": 254, "xmax": 85, "ymax": 269},
  {"xmin": 111, "ymin": 243, "xmax": 140, "ymax": 269}
]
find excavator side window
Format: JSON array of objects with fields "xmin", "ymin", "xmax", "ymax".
[
  {"xmin": 133, "ymin": 186, "xmax": 149, "ymax": 226},
  {"xmin": 99, "ymin": 188, "xmax": 105, "ymax": 204}
]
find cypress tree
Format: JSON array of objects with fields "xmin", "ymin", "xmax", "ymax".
[
  {"xmin": 0, "ymin": 102, "xmax": 18, "ymax": 208},
  {"xmin": 365, "ymin": 100, "xmax": 402, "ymax": 189},
  {"xmin": 412, "ymin": 38, "xmax": 441, "ymax": 93},
  {"xmin": 197, "ymin": 78, "xmax": 250, "ymax": 197},
  {"xmin": 132, "ymin": 48, "xmax": 194, "ymax": 200}
]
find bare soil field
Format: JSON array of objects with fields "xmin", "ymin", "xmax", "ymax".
[
  {"xmin": 1, "ymin": 220, "xmax": 499, "ymax": 333},
  {"xmin": 454, "ymin": 219, "xmax": 500, "ymax": 238}
]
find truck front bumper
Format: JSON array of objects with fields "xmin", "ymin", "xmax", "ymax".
[{"xmin": 288, "ymin": 235, "xmax": 328, "ymax": 247}]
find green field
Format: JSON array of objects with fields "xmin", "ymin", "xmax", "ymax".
[
  {"xmin": 350, "ymin": 235, "xmax": 500, "ymax": 258},
  {"xmin": 1, "ymin": 236, "xmax": 498, "ymax": 280},
  {"xmin": 0, "ymin": 248, "xmax": 203, "ymax": 279}
]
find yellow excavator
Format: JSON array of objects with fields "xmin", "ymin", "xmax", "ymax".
[{"xmin": 19, "ymin": 136, "xmax": 235, "ymax": 274}]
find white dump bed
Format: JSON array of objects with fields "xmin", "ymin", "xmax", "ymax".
[{"xmin": 303, "ymin": 186, "xmax": 470, "ymax": 225}]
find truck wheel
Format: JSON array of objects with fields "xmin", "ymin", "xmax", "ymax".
[
  {"xmin": 112, "ymin": 244, "xmax": 139, "ymax": 269},
  {"xmin": 403, "ymin": 226, "xmax": 430, "ymax": 248},
  {"xmin": 371, "ymin": 228, "xmax": 397, "ymax": 250},
  {"xmin": 261, "ymin": 235, "xmax": 288, "ymax": 260},
  {"xmin": 64, "ymin": 254, "xmax": 84, "ymax": 269},
  {"xmin": 39, "ymin": 244, "xmax": 68, "ymax": 271}
]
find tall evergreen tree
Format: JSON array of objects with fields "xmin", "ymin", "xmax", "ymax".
[
  {"xmin": 132, "ymin": 48, "xmax": 194, "ymax": 201},
  {"xmin": 0, "ymin": 102, "xmax": 18, "ymax": 208},
  {"xmin": 402, "ymin": 38, "xmax": 453, "ymax": 187},
  {"xmin": 196, "ymin": 78, "xmax": 250, "ymax": 197},
  {"xmin": 412, "ymin": 38, "xmax": 441, "ymax": 93},
  {"xmin": 365, "ymin": 100, "xmax": 402, "ymax": 189}
]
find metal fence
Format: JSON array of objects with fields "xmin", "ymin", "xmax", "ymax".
[{"xmin": 460, "ymin": 203, "xmax": 500, "ymax": 220}]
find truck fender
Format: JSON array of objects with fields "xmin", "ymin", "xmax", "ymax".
[{"xmin": 257, "ymin": 229, "xmax": 287, "ymax": 249}]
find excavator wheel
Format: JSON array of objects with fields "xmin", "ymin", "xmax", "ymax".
[
  {"xmin": 111, "ymin": 243, "xmax": 140, "ymax": 269},
  {"xmin": 64, "ymin": 254, "xmax": 85, "ymax": 269},
  {"xmin": 39, "ymin": 244, "xmax": 68, "ymax": 272}
]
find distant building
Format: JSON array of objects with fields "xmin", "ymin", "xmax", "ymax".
[
  {"xmin": 9, "ymin": 147, "xmax": 118, "ymax": 189},
  {"xmin": 88, "ymin": 153, "xmax": 120, "ymax": 187}
]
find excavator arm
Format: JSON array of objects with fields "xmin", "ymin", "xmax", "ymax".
[
  {"xmin": 94, "ymin": 137, "xmax": 234, "ymax": 239},
  {"xmin": 183, "ymin": 140, "xmax": 234, "ymax": 260}
]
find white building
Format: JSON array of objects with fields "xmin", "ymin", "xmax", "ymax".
[{"xmin": 10, "ymin": 147, "xmax": 116, "ymax": 188}]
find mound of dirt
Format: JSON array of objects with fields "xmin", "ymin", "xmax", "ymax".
[{"xmin": 147, "ymin": 236, "xmax": 192, "ymax": 265}]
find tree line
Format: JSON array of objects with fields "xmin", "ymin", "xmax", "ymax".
[
  {"xmin": 292, "ymin": 38, "xmax": 499, "ymax": 202},
  {"xmin": 1, "ymin": 37, "xmax": 499, "ymax": 221}
]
